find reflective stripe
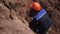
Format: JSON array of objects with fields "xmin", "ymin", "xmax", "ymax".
[{"xmin": 34, "ymin": 9, "xmax": 46, "ymax": 20}]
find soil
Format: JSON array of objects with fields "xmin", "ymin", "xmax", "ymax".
[
  {"xmin": 0, "ymin": 0, "xmax": 35, "ymax": 34},
  {"xmin": 0, "ymin": 0, "xmax": 60, "ymax": 34}
]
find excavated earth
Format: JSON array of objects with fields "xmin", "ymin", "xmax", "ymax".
[{"xmin": 0, "ymin": 0, "xmax": 60, "ymax": 34}]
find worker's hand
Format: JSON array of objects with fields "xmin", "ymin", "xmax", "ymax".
[{"xmin": 48, "ymin": 26, "xmax": 53, "ymax": 31}]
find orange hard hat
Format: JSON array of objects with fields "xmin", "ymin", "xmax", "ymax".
[{"xmin": 31, "ymin": 2, "xmax": 41, "ymax": 11}]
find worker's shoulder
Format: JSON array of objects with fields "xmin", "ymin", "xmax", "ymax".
[{"xmin": 34, "ymin": 9, "xmax": 46, "ymax": 20}]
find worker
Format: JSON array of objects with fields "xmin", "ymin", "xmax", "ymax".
[{"xmin": 29, "ymin": 2, "xmax": 52, "ymax": 34}]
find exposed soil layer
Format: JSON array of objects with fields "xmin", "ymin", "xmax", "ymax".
[{"xmin": 0, "ymin": 0, "xmax": 35, "ymax": 34}]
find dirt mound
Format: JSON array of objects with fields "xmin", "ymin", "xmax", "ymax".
[{"xmin": 0, "ymin": 0, "xmax": 35, "ymax": 34}]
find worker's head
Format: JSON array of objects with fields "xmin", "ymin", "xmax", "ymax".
[{"xmin": 31, "ymin": 2, "xmax": 41, "ymax": 11}]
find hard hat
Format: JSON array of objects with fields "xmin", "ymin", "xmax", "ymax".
[{"xmin": 31, "ymin": 2, "xmax": 41, "ymax": 11}]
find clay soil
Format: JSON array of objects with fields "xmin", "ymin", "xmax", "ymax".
[{"xmin": 0, "ymin": 0, "xmax": 60, "ymax": 34}]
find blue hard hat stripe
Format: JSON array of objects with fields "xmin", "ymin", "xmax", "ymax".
[{"xmin": 34, "ymin": 9, "xmax": 46, "ymax": 20}]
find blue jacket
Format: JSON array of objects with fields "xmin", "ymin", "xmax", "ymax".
[
  {"xmin": 34, "ymin": 9, "xmax": 46, "ymax": 20},
  {"xmin": 29, "ymin": 9, "xmax": 52, "ymax": 34},
  {"xmin": 33, "ymin": 9, "xmax": 52, "ymax": 30}
]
